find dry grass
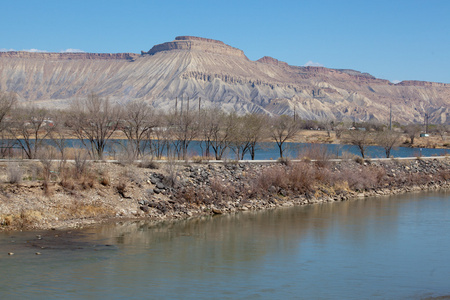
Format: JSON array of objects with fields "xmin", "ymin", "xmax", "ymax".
[
  {"xmin": 58, "ymin": 161, "xmax": 97, "ymax": 191},
  {"xmin": 68, "ymin": 200, "xmax": 114, "ymax": 218},
  {"xmin": 0, "ymin": 210, "xmax": 44, "ymax": 229}
]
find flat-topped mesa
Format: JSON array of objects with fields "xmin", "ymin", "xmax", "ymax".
[
  {"xmin": 0, "ymin": 51, "xmax": 139, "ymax": 60},
  {"xmin": 142, "ymin": 36, "xmax": 248, "ymax": 59},
  {"xmin": 396, "ymin": 80, "xmax": 450, "ymax": 87},
  {"xmin": 257, "ymin": 56, "xmax": 289, "ymax": 67}
]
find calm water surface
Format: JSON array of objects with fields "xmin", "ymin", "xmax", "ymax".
[
  {"xmin": 1, "ymin": 191, "xmax": 450, "ymax": 299},
  {"xmin": 21, "ymin": 139, "xmax": 448, "ymax": 159}
]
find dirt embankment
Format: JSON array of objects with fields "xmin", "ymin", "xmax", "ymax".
[{"xmin": 0, "ymin": 157, "xmax": 449, "ymax": 231}]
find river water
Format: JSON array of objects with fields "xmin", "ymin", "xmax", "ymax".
[{"xmin": 1, "ymin": 191, "xmax": 449, "ymax": 299}]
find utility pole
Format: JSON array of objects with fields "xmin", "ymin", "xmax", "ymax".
[
  {"xmin": 198, "ymin": 97, "xmax": 201, "ymax": 114},
  {"xmin": 180, "ymin": 95, "xmax": 183, "ymax": 116},
  {"xmin": 175, "ymin": 97, "xmax": 178, "ymax": 116},
  {"xmin": 187, "ymin": 96, "xmax": 190, "ymax": 113},
  {"xmin": 389, "ymin": 104, "xmax": 392, "ymax": 131}
]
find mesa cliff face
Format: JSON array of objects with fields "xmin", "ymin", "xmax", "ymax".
[
  {"xmin": 0, "ymin": 36, "xmax": 449, "ymax": 124},
  {"xmin": 142, "ymin": 36, "xmax": 247, "ymax": 59}
]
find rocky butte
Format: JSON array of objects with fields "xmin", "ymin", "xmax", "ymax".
[{"xmin": 0, "ymin": 36, "xmax": 449, "ymax": 124}]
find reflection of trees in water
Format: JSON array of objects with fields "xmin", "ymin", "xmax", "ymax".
[
  {"xmin": 85, "ymin": 195, "xmax": 410, "ymax": 265},
  {"xmin": 70, "ymin": 193, "xmax": 450, "ymax": 284}
]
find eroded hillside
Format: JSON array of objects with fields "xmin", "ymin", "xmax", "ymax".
[{"xmin": 0, "ymin": 36, "xmax": 449, "ymax": 124}]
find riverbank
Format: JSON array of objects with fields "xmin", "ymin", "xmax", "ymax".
[{"xmin": 0, "ymin": 157, "xmax": 449, "ymax": 231}]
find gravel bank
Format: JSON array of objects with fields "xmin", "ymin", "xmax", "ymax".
[{"xmin": 0, "ymin": 157, "xmax": 449, "ymax": 231}]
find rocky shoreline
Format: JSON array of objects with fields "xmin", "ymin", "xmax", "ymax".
[
  {"xmin": 138, "ymin": 158, "xmax": 450, "ymax": 218},
  {"xmin": 0, "ymin": 157, "xmax": 449, "ymax": 231}
]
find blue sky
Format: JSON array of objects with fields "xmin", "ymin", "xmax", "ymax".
[{"xmin": 1, "ymin": 0, "xmax": 449, "ymax": 83}]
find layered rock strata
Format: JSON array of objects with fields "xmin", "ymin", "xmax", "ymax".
[{"xmin": 0, "ymin": 36, "xmax": 449, "ymax": 124}]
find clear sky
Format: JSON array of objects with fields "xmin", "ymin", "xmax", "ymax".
[{"xmin": 1, "ymin": 0, "xmax": 449, "ymax": 83}]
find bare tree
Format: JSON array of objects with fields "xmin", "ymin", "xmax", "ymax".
[
  {"xmin": 198, "ymin": 108, "xmax": 221, "ymax": 158},
  {"xmin": 168, "ymin": 108, "xmax": 199, "ymax": 160},
  {"xmin": 0, "ymin": 92, "xmax": 16, "ymax": 127},
  {"xmin": 240, "ymin": 113, "xmax": 267, "ymax": 160},
  {"xmin": 343, "ymin": 129, "xmax": 372, "ymax": 158},
  {"xmin": 434, "ymin": 124, "xmax": 448, "ymax": 141},
  {"xmin": 67, "ymin": 93, "xmax": 122, "ymax": 160},
  {"xmin": 376, "ymin": 130, "xmax": 403, "ymax": 158},
  {"xmin": 229, "ymin": 115, "xmax": 250, "ymax": 160},
  {"xmin": 0, "ymin": 92, "xmax": 17, "ymax": 157},
  {"xmin": 8, "ymin": 106, "xmax": 53, "ymax": 159},
  {"xmin": 151, "ymin": 112, "xmax": 170, "ymax": 159},
  {"xmin": 334, "ymin": 122, "xmax": 348, "ymax": 139},
  {"xmin": 321, "ymin": 119, "xmax": 334, "ymax": 138},
  {"xmin": 48, "ymin": 110, "xmax": 69, "ymax": 160},
  {"xmin": 270, "ymin": 115, "xmax": 301, "ymax": 159},
  {"xmin": 120, "ymin": 101, "xmax": 156, "ymax": 159},
  {"xmin": 210, "ymin": 112, "xmax": 237, "ymax": 160},
  {"xmin": 404, "ymin": 124, "xmax": 421, "ymax": 145}
]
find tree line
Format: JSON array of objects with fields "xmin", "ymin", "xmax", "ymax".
[{"xmin": 0, "ymin": 92, "xmax": 447, "ymax": 161}]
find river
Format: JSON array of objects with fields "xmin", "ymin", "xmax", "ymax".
[{"xmin": 1, "ymin": 191, "xmax": 449, "ymax": 299}]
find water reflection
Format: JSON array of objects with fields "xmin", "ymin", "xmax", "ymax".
[
  {"xmin": 91, "ymin": 194, "xmax": 405, "ymax": 251},
  {"xmin": 1, "ymin": 191, "xmax": 449, "ymax": 299}
]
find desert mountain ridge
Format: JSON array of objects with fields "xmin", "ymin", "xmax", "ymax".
[{"xmin": 0, "ymin": 36, "xmax": 449, "ymax": 124}]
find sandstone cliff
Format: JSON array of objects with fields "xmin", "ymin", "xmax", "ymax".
[
  {"xmin": 0, "ymin": 36, "xmax": 449, "ymax": 124},
  {"xmin": 142, "ymin": 36, "xmax": 247, "ymax": 59}
]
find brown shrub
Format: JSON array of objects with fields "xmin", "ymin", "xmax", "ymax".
[
  {"xmin": 137, "ymin": 159, "xmax": 159, "ymax": 169},
  {"xmin": 252, "ymin": 162, "xmax": 321, "ymax": 196},
  {"xmin": 42, "ymin": 181, "xmax": 53, "ymax": 196},
  {"xmin": 116, "ymin": 181, "xmax": 127, "ymax": 195},
  {"xmin": 81, "ymin": 173, "xmax": 96, "ymax": 189},
  {"xmin": 298, "ymin": 143, "xmax": 333, "ymax": 168},
  {"xmin": 339, "ymin": 167, "xmax": 379, "ymax": 191},
  {"xmin": 438, "ymin": 169, "xmax": 450, "ymax": 181},
  {"xmin": 371, "ymin": 166, "xmax": 387, "ymax": 184},
  {"xmin": 73, "ymin": 149, "xmax": 90, "ymax": 178},
  {"xmin": 254, "ymin": 165, "xmax": 287, "ymax": 192},
  {"xmin": 405, "ymin": 172, "xmax": 432, "ymax": 186},
  {"xmin": 176, "ymin": 185, "xmax": 214, "ymax": 205},
  {"xmin": 178, "ymin": 186, "xmax": 197, "ymax": 204},
  {"xmin": 100, "ymin": 174, "xmax": 110, "ymax": 186},
  {"xmin": 354, "ymin": 156, "xmax": 365, "ymax": 165},
  {"xmin": 6, "ymin": 163, "xmax": 23, "ymax": 184},
  {"xmin": 60, "ymin": 172, "xmax": 76, "ymax": 189},
  {"xmin": 59, "ymin": 162, "xmax": 98, "ymax": 190},
  {"xmin": 313, "ymin": 166, "xmax": 335, "ymax": 186},
  {"xmin": 209, "ymin": 177, "xmax": 236, "ymax": 202},
  {"xmin": 287, "ymin": 162, "xmax": 315, "ymax": 193}
]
